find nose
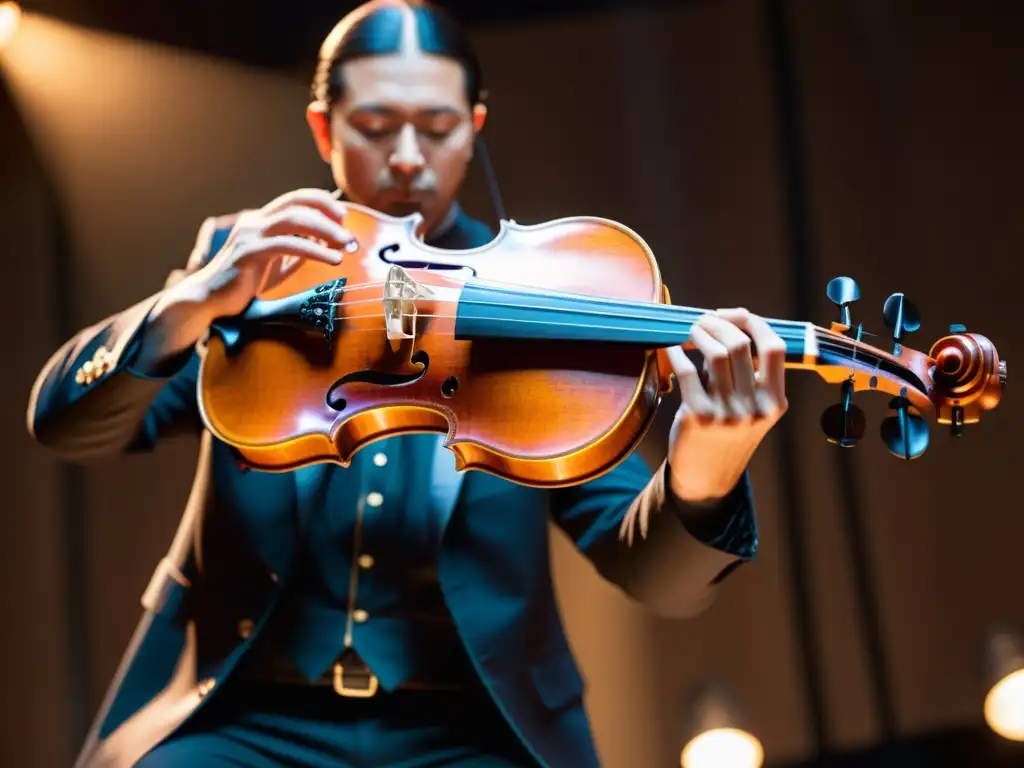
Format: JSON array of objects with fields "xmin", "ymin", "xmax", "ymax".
[{"xmin": 388, "ymin": 123, "xmax": 425, "ymax": 179}]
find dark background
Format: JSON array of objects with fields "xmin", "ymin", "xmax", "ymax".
[{"xmin": 2, "ymin": 1, "xmax": 1022, "ymax": 766}]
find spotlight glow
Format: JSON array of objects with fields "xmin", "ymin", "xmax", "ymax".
[
  {"xmin": 985, "ymin": 668, "xmax": 1024, "ymax": 741},
  {"xmin": 0, "ymin": 2, "xmax": 20, "ymax": 52},
  {"xmin": 681, "ymin": 727, "xmax": 764, "ymax": 768}
]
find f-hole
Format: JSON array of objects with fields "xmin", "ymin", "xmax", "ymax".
[
  {"xmin": 377, "ymin": 243, "xmax": 478, "ymax": 276},
  {"xmin": 325, "ymin": 350, "xmax": 431, "ymax": 411}
]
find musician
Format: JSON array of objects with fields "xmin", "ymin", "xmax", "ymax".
[{"xmin": 26, "ymin": 1, "xmax": 787, "ymax": 766}]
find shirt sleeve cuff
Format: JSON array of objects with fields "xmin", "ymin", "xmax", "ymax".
[{"xmin": 662, "ymin": 463, "xmax": 758, "ymax": 561}]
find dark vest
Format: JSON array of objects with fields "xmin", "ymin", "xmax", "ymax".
[{"xmin": 257, "ymin": 203, "xmax": 495, "ymax": 690}]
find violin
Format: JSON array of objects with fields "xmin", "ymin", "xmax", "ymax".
[{"xmin": 196, "ymin": 203, "xmax": 1007, "ymax": 486}]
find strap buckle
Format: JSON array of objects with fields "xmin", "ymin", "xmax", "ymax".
[{"xmin": 332, "ymin": 660, "xmax": 379, "ymax": 698}]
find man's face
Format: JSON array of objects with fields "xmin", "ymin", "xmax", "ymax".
[{"xmin": 322, "ymin": 48, "xmax": 477, "ymax": 233}]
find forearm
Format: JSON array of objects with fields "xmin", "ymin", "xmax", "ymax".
[
  {"xmin": 131, "ymin": 270, "xmax": 219, "ymax": 375},
  {"xmin": 584, "ymin": 461, "xmax": 755, "ymax": 618}
]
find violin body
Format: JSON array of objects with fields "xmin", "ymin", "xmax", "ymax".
[{"xmin": 197, "ymin": 203, "xmax": 674, "ymax": 486}]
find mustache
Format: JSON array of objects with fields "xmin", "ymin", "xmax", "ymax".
[{"xmin": 376, "ymin": 167, "xmax": 438, "ymax": 192}]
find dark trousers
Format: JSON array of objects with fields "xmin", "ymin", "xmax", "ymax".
[{"xmin": 136, "ymin": 681, "xmax": 542, "ymax": 768}]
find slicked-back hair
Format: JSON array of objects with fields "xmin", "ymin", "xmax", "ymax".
[{"xmin": 310, "ymin": 2, "xmax": 483, "ymax": 110}]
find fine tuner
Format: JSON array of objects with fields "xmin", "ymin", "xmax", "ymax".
[{"xmin": 821, "ymin": 275, "xmax": 1006, "ymax": 460}]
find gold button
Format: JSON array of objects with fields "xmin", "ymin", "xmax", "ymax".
[
  {"xmin": 358, "ymin": 554, "xmax": 375, "ymax": 569},
  {"xmin": 352, "ymin": 609, "xmax": 369, "ymax": 623},
  {"xmin": 96, "ymin": 348, "xmax": 113, "ymax": 372},
  {"xmin": 237, "ymin": 618, "xmax": 254, "ymax": 639},
  {"xmin": 76, "ymin": 346, "xmax": 115, "ymax": 386},
  {"xmin": 373, "ymin": 452, "xmax": 388, "ymax": 467},
  {"xmin": 366, "ymin": 492, "xmax": 383, "ymax": 508},
  {"xmin": 197, "ymin": 677, "xmax": 216, "ymax": 697}
]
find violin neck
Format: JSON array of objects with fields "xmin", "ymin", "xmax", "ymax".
[{"xmin": 454, "ymin": 282, "xmax": 816, "ymax": 363}]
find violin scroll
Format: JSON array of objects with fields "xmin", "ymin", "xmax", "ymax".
[{"xmin": 928, "ymin": 326, "xmax": 1005, "ymax": 436}]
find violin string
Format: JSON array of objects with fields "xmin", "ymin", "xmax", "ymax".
[
  {"xmin": 292, "ymin": 276, "xmax": 813, "ymax": 332},
  {"xmin": 295, "ymin": 288, "xmax": 842, "ymax": 345},
  {"xmin": 262, "ymin": 300, "xmax": 914, "ymax": 384},
  {"xmin": 338, "ymin": 314, "xmax": 811, "ymax": 343},
  {"xmin": 279, "ymin": 280, "xmax": 899, "ymax": 366},
  {"xmin": 298, "ymin": 289, "xmax": 814, "ymax": 333},
  {"xmin": 310, "ymin": 312, "xmax": 875, "ymax": 358},
  {"xmin": 290, "ymin": 318, "xmax": 904, "ymax": 382},
  {"xmin": 328, "ymin": 311, "xmax": 806, "ymax": 339}
]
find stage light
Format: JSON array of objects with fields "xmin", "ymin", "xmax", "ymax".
[
  {"xmin": 681, "ymin": 683, "xmax": 764, "ymax": 768},
  {"xmin": 0, "ymin": 2, "xmax": 21, "ymax": 52},
  {"xmin": 985, "ymin": 627, "xmax": 1024, "ymax": 741}
]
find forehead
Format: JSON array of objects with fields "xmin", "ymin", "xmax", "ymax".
[{"xmin": 339, "ymin": 54, "xmax": 469, "ymax": 110}]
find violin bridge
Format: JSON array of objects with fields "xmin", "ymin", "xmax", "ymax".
[{"xmin": 383, "ymin": 265, "xmax": 432, "ymax": 347}]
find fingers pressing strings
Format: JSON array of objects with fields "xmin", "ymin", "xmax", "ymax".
[
  {"xmin": 713, "ymin": 308, "xmax": 787, "ymax": 418},
  {"xmin": 691, "ymin": 315, "xmax": 755, "ymax": 420},
  {"xmin": 665, "ymin": 345, "xmax": 718, "ymax": 422},
  {"xmin": 671, "ymin": 309, "xmax": 786, "ymax": 421}
]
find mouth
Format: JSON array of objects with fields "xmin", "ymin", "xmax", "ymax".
[
  {"xmin": 384, "ymin": 200, "xmax": 424, "ymax": 217},
  {"xmin": 389, "ymin": 187, "xmax": 430, "ymax": 201},
  {"xmin": 381, "ymin": 186, "xmax": 433, "ymax": 212}
]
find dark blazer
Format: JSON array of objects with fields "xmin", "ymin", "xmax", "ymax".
[{"xmin": 27, "ymin": 208, "xmax": 757, "ymax": 768}]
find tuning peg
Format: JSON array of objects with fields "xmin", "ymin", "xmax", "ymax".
[
  {"xmin": 882, "ymin": 293, "xmax": 921, "ymax": 354},
  {"xmin": 826, "ymin": 277, "xmax": 860, "ymax": 328},
  {"xmin": 821, "ymin": 379, "xmax": 866, "ymax": 447},
  {"xmin": 880, "ymin": 396, "xmax": 929, "ymax": 459}
]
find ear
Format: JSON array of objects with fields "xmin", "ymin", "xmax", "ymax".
[
  {"xmin": 306, "ymin": 102, "xmax": 333, "ymax": 163},
  {"xmin": 472, "ymin": 102, "xmax": 487, "ymax": 134}
]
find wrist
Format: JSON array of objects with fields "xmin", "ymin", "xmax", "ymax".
[
  {"xmin": 663, "ymin": 462, "xmax": 757, "ymax": 559},
  {"xmin": 666, "ymin": 430, "xmax": 756, "ymax": 505},
  {"xmin": 668, "ymin": 461, "xmax": 742, "ymax": 507}
]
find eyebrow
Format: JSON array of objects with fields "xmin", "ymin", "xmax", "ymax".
[{"xmin": 348, "ymin": 105, "xmax": 463, "ymax": 118}]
